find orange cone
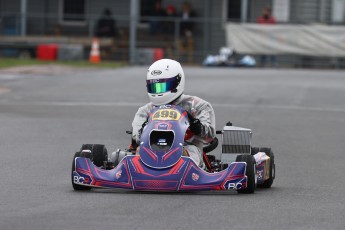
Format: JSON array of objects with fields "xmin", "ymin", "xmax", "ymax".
[{"xmin": 89, "ymin": 37, "xmax": 101, "ymax": 64}]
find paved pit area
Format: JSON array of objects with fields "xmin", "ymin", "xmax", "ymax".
[{"xmin": 0, "ymin": 66, "xmax": 344, "ymax": 230}]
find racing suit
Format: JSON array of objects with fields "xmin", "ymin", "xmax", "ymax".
[{"xmin": 132, "ymin": 94, "xmax": 216, "ymax": 167}]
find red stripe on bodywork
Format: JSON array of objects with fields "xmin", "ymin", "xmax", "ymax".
[
  {"xmin": 132, "ymin": 156, "xmax": 154, "ymax": 176},
  {"xmin": 142, "ymin": 146, "xmax": 158, "ymax": 161},
  {"xmin": 131, "ymin": 156, "xmax": 185, "ymax": 178},
  {"xmin": 162, "ymin": 147, "xmax": 179, "ymax": 161},
  {"xmin": 159, "ymin": 158, "xmax": 185, "ymax": 177}
]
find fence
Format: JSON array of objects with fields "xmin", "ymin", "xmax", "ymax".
[{"xmin": 0, "ymin": 12, "xmax": 345, "ymax": 68}]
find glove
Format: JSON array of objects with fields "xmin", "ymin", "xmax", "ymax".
[
  {"xmin": 188, "ymin": 113, "xmax": 202, "ymax": 135},
  {"xmin": 138, "ymin": 119, "xmax": 148, "ymax": 138}
]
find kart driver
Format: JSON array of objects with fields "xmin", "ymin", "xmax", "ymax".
[{"xmin": 132, "ymin": 59, "xmax": 216, "ymax": 167}]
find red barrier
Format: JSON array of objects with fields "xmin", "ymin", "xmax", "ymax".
[
  {"xmin": 153, "ymin": 48, "xmax": 164, "ymax": 61},
  {"xmin": 37, "ymin": 44, "xmax": 58, "ymax": 61}
]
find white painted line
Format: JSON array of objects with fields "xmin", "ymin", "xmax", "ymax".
[
  {"xmin": 212, "ymin": 103, "xmax": 345, "ymax": 113},
  {"xmin": 1, "ymin": 101, "xmax": 345, "ymax": 113},
  {"xmin": 33, "ymin": 101, "xmax": 145, "ymax": 107}
]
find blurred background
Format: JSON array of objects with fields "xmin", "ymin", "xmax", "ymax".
[{"xmin": 0, "ymin": 0, "xmax": 345, "ymax": 68}]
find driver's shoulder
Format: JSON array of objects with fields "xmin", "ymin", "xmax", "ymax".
[
  {"xmin": 182, "ymin": 94, "xmax": 210, "ymax": 107},
  {"xmin": 138, "ymin": 102, "xmax": 154, "ymax": 113}
]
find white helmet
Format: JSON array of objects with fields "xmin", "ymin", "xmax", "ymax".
[{"xmin": 146, "ymin": 59, "xmax": 185, "ymax": 106}]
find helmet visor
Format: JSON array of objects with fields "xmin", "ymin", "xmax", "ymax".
[{"xmin": 146, "ymin": 75, "xmax": 181, "ymax": 94}]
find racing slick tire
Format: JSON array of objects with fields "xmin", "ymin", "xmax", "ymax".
[
  {"xmin": 251, "ymin": 147, "xmax": 259, "ymax": 155},
  {"xmin": 252, "ymin": 147, "xmax": 275, "ymax": 188},
  {"xmin": 203, "ymin": 137, "xmax": 218, "ymax": 153},
  {"xmin": 71, "ymin": 152, "xmax": 92, "ymax": 191},
  {"xmin": 80, "ymin": 144, "xmax": 108, "ymax": 167},
  {"xmin": 236, "ymin": 154, "xmax": 256, "ymax": 194}
]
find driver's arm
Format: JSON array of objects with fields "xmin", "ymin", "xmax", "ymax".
[
  {"xmin": 132, "ymin": 103, "xmax": 152, "ymax": 143},
  {"xmin": 194, "ymin": 101, "xmax": 216, "ymax": 141}
]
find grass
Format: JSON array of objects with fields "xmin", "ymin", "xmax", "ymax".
[{"xmin": 0, "ymin": 58, "xmax": 127, "ymax": 69}]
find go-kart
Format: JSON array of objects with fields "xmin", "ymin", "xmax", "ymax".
[{"xmin": 71, "ymin": 105, "xmax": 275, "ymax": 193}]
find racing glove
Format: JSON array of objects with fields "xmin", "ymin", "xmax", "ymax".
[
  {"xmin": 188, "ymin": 113, "xmax": 202, "ymax": 135},
  {"xmin": 138, "ymin": 119, "xmax": 148, "ymax": 140}
]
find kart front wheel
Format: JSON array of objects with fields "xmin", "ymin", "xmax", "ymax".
[
  {"xmin": 71, "ymin": 152, "xmax": 91, "ymax": 191},
  {"xmin": 80, "ymin": 144, "xmax": 108, "ymax": 167},
  {"xmin": 236, "ymin": 155, "xmax": 256, "ymax": 194}
]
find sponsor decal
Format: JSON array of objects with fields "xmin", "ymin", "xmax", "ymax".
[
  {"xmin": 158, "ymin": 123, "xmax": 168, "ymax": 130},
  {"xmin": 227, "ymin": 182, "xmax": 243, "ymax": 190},
  {"xmin": 192, "ymin": 173, "xmax": 199, "ymax": 181},
  {"xmin": 74, "ymin": 174, "xmax": 91, "ymax": 184},
  {"xmin": 73, "ymin": 171, "xmax": 93, "ymax": 185},
  {"xmin": 151, "ymin": 70, "xmax": 162, "ymax": 76},
  {"xmin": 158, "ymin": 138, "xmax": 167, "ymax": 146},
  {"xmin": 257, "ymin": 169, "xmax": 264, "ymax": 180},
  {"xmin": 74, "ymin": 175, "xmax": 85, "ymax": 184},
  {"xmin": 159, "ymin": 104, "xmax": 172, "ymax": 109},
  {"xmin": 116, "ymin": 170, "xmax": 122, "ymax": 179}
]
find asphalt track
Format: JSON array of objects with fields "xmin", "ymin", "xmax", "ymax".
[{"xmin": 0, "ymin": 66, "xmax": 345, "ymax": 230}]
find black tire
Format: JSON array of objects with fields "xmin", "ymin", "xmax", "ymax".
[
  {"xmin": 207, "ymin": 155, "xmax": 216, "ymax": 162},
  {"xmin": 251, "ymin": 147, "xmax": 259, "ymax": 155},
  {"xmin": 80, "ymin": 144, "xmax": 108, "ymax": 167},
  {"xmin": 203, "ymin": 137, "xmax": 218, "ymax": 153},
  {"xmin": 252, "ymin": 147, "xmax": 275, "ymax": 188},
  {"xmin": 236, "ymin": 154, "xmax": 256, "ymax": 194},
  {"xmin": 71, "ymin": 152, "xmax": 91, "ymax": 191}
]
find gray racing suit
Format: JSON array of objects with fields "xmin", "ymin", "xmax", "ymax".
[{"xmin": 132, "ymin": 94, "xmax": 216, "ymax": 167}]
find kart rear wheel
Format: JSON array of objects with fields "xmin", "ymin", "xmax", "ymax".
[
  {"xmin": 71, "ymin": 152, "xmax": 92, "ymax": 191},
  {"xmin": 203, "ymin": 137, "xmax": 218, "ymax": 153},
  {"xmin": 251, "ymin": 147, "xmax": 259, "ymax": 155},
  {"xmin": 236, "ymin": 155, "xmax": 256, "ymax": 194},
  {"xmin": 255, "ymin": 147, "xmax": 275, "ymax": 188},
  {"xmin": 80, "ymin": 144, "xmax": 108, "ymax": 167}
]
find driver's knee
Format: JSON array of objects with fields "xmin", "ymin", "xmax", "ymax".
[{"xmin": 184, "ymin": 145, "xmax": 203, "ymax": 167}]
